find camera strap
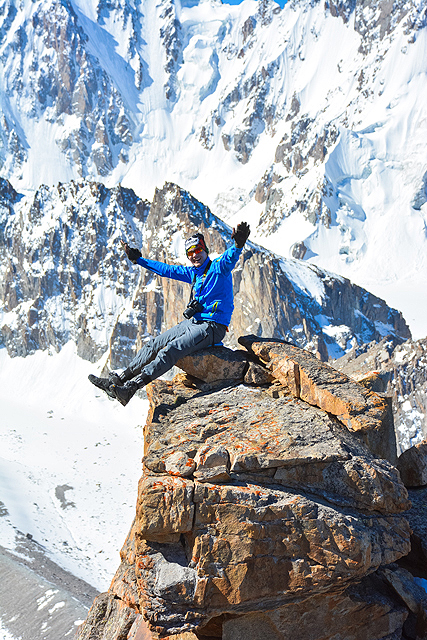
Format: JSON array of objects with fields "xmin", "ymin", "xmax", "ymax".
[{"xmin": 188, "ymin": 260, "xmax": 211, "ymax": 304}]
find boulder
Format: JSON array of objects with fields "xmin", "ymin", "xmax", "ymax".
[
  {"xmin": 77, "ymin": 341, "xmax": 414, "ymax": 640},
  {"xmin": 222, "ymin": 568, "xmax": 410, "ymax": 640},
  {"xmin": 379, "ymin": 565, "xmax": 427, "ymax": 615},
  {"xmin": 397, "ymin": 440, "xmax": 427, "ymax": 487},
  {"xmin": 143, "ymin": 380, "xmax": 409, "ymax": 514},
  {"xmin": 398, "ymin": 486, "xmax": 427, "ymax": 582},
  {"xmin": 378, "ymin": 565, "xmax": 427, "ymax": 640},
  {"xmin": 239, "ymin": 335, "xmax": 397, "ymax": 463},
  {"xmin": 176, "ymin": 346, "xmax": 249, "ymax": 384}
]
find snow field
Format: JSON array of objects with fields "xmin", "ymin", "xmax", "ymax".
[{"xmin": 0, "ymin": 343, "xmax": 148, "ymax": 591}]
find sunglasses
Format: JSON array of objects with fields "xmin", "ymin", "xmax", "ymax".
[{"xmin": 186, "ymin": 246, "xmax": 204, "ymax": 258}]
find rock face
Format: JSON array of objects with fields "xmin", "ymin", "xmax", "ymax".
[
  {"xmin": 239, "ymin": 335, "xmax": 397, "ymax": 463},
  {"xmin": 221, "ymin": 566, "xmax": 426, "ymax": 640},
  {"xmin": 333, "ymin": 336, "xmax": 427, "ymax": 454},
  {"xmin": 397, "ymin": 440, "xmax": 427, "ymax": 488},
  {"xmin": 400, "ymin": 486, "xmax": 427, "ymax": 582},
  {"xmin": 0, "ymin": 179, "xmax": 410, "ymax": 366},
  {"xmin": 76, "ymin": 339, "xmax": 424, "ymax": 640}
]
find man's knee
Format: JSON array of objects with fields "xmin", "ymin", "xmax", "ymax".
[{"xmin": 159, "ymin": 328, "xmax": 207, "ymax": 361}]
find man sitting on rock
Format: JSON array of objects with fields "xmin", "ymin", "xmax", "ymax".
[{"xmin": 88, "ymin": 223, "xmax": 250, "ymax": 406}]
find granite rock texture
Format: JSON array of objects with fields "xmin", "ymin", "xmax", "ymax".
[
  {"xmin": 333, "ymin": 336, "xmax": 427, "ymax": 455},
  {"xmin": 176, "ymin": 346, "xmax": 249, "ymax": 385},
  {"xmin": 77, "ymin": 339, "xmax": 422, "ymax": 640},
  {"xmin": 397, "ymin": 440, "xmax": 427, "ymax": 488},
  {"xmin": 239, "ymin": 335, "xmax": 397, "ymax": 463}
]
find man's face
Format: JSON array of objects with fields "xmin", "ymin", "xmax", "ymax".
[{"xmin": 187, "ymin": 245, "xmax": 208, "ymax": 267}]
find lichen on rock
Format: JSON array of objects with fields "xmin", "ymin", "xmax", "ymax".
[{"xmin": 77, "ymin": 338, "xmax": 420, "ymax": 640}]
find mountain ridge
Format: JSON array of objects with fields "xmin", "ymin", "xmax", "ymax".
[
  {"xmin": 1, "ymin": 0, "xmax": 426, "ymax": 334},
  {"xmin": 0, "ymin": 177, "xmax": 411, "ymax": 367}
]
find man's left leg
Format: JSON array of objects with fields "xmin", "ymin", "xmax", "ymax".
[
  {"xmin": 88, "ymin": 320, "xmax": 192, "ymax": 399},
  {"xmin": 143, "ymin": 319, "xmax": 226, "ymax": 380},
  {"xmin": 113, "ymin": 320, "xmax": 227, "ymax": 406}
]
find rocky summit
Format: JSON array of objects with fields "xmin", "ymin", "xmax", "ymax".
[{"xmin": 76, "ymin": 338, "xmax": 427, "ymax": 640}]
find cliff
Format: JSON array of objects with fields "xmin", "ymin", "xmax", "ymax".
[
  {"xmin": 333, "ymin": 336, "xmax": 427, "ymax": 454},
  {"xmin": 76, "ymin": 338, "xmax": 427, "ymax": 640},
  {"xmin": 0, "ymin": 178, "xmax": 410, "ymax": 366},
  {"xmin": 1, "ymin": 0, "xmax": 426, "ymax": 345}
]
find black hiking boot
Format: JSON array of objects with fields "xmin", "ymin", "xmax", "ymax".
[
  {"xmin": 110, "ymin": 381, "xmax": 139, "ymax": 407},
  {"xmin": 88, "ymin": 372, "xmax": 123, "ymax": 399}
]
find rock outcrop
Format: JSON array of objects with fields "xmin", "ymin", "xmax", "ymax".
[
  {"xmin": 397, "ymin": 440, "xmax": 427, "ymax": 488},
  {"xmin": 238, "ymin": 335, "xmax": 397, "ymax": 463},
  {"xmin": 333, "ymin": 336, "xmax": 427, "ymax": 454},
  {"xmin": 76, "ymin": 338, "xmax": 427, "ymax": 640}
]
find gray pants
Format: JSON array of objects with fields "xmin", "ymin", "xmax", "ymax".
[{"xmin": 128, "ymin": 318, "xmax": 227, "ymax": 386}]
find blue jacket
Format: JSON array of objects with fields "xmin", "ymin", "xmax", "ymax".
[{"xmin": 136, "ymin": 246, "xmax": 242, "ymax": 326}]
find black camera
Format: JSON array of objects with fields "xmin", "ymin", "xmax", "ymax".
[{"xmin": 183, "ymin": 299, "xmax": 204, "ymax": 319}]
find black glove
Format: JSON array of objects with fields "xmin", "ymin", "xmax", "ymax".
[
  {"xmin": 121, "ymin": 240, "xmax": 142, "ymax": 264},
  {"xmin": 231, "ymin": 222, "xmax": 250, "ymax": 249}
]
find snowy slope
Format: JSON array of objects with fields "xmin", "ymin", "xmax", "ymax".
[
  {"xmin": 0, "ymin": 344, "xmax": 148, "ymax": 592},
  {"xmin": 0, "ymin": 0, "xmax": 426, "ymax": 336}
]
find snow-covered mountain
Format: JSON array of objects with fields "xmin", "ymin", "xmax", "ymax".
[
  {"xmin": 0, "ymin": 0, "xmax": 426, "ymax": 335},
  {"xmin": 0, "ymin": 177, "xmax": 411, "ymax": 365},
  {"xmin": 1, "ymin": 2, "xmax": 427, "ymax": 632}
]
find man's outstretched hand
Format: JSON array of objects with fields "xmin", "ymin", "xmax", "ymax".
[
  {"xmin": 121, "ymin": 239, "xmax": 142, "ymax": 264},
  {"xmin": 231, "ymin": 222, "xmax": 250, "ymax": 249}
]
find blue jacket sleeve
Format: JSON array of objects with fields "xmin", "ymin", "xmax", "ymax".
[
  {"xmin": 136, "ymin": 257, "xmax": 193, "ymax": 284},
  {"xmin": 214, "ymin": 246, "xmax": 242, "ymax": 274}
]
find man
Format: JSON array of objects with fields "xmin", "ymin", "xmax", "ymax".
[{"xmin": 88, "ymin": 222, "xmax": 250, "ymax": 406}]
